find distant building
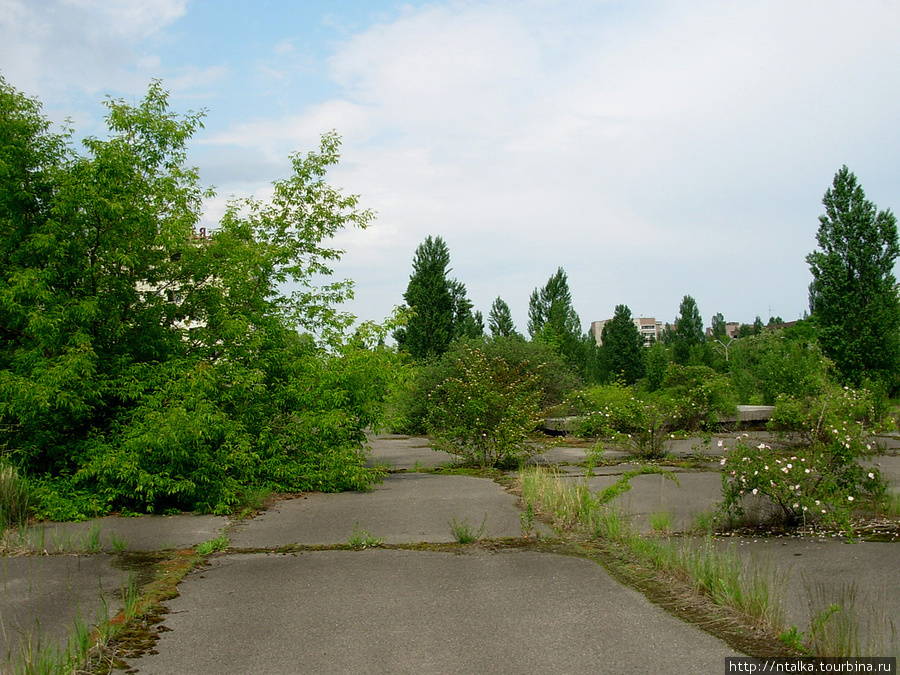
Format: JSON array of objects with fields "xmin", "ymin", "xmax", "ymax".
[{"xmin": 591, "ymin": 317, "xmax": 662, "ymax": 347}]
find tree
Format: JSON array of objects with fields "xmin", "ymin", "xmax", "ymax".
[
  {"xmin": 527, "ymin": 267, "xmax": 586, "ymax": 373},
  {"xmin": 488, "ymin": 297, "xmax": 518, "ymax": 338},
  {"xmin": 807, "ymin": 166, "xmax": 900, "ymax": 387},
  {"xmin": 672, "ymin": 295, "xmax": 705, "ymax": 365},
  {"xmin": 449, "ymin": 278, "xmax": 483, "ymax": 340},
  {"xmin": 393, "ymin": 236, "xmax": 454, "ymax": 359},
  {"xmin": 0, "ymin": 78, "xmax": 382, "ymax": 515},
  {"xmin": 710, "ymin": 313, "xmax": 727, "ymax": 341},
  {"xmin": 600, "ymin": 304, "xmax": 645, "ymax": 384}
]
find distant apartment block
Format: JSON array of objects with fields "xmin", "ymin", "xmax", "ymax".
[{"xmin": 591, "ymin": 317, "xmax": 662, "ymax": 346}]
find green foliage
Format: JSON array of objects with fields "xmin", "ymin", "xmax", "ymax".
[
  {"xmin": 807, "ymin": 166, "xmax": 900, "ymax": 389},
  {"xmin": 565, "ymin": 383, "xmax": 645, "ymax": 437},
  {"xmin": 642, "ymin": 341, "xmax": 671, "ymax": 392},
  {"xmin": 672, "ymin": 295, "xmax": 706, "ymax": 365},
  {"xmin": 0, "ymin": 462, "xmax": 30, "ymax": 530},
  {"xmin": 388, "ymin": 337, "xmax": 579, "ymax": 434},
  {"xmin": 448, "ymin": 513, "xmax": 487, "ymax": 543},
  {"xmin": 426, "ymin": 345, "xmax": 544, "ymax": 468},
  {"xmin": 658, "ymin": 363, "xmax": 737, "ymax": 431},
  {"xmin": 196, "ymin": 535, "xmax": 230, "ymax": 556},
  {"xmin": 0, "ymin": 79, "xmax": 385, "ymax": 516},
  {"xmin": 488, "ymin": 296, "xmax": 519, "ymax": 338},
  {"xmin": 721, "ymin": 385, "xmax": 886, "ymax": 530},
  {"xmin": 728, "ymin": 326, "xmax": 831, "ymax": 405},
  {"xmin": 348, "ymin": 523, "xmax": 384, "ymax": 549},
  {"xmin": 394, "ymin": 236, "xmax": 481, "ymax": 357},
  {"xmin": 600, "ymin": 304, "xmax": 645, "ymax": 385},
  {"xmin": 527, "ymin": 267, "xmax": 589, "ymax": 376}
]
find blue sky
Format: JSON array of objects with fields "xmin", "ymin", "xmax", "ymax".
[{"xmin": 3, "ymin": 0, "xmax": 899, "ymax": 334}]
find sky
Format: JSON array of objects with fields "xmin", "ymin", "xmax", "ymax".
[{"xmin": 2, "ymin": 0, "xmax": 899, "ymax": 335}]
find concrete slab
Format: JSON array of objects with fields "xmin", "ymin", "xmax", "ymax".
[
  {"xmin": 0, "ymin": 554, "xmax": 137, "ymax": 667},
  {"xmin": 229, "ymin": 473, "xmax": 550, "ymax": 547},
  {"xmin": 19, "ymin": 514, "xmax": 228, "ymax": 553},
  {"xmin": 365, "ymin": 434, "xmax": 455, "ymax": 470},
  {"xmin": 134, "ymin": 549, "xmax": 739, "ymax": 675}
]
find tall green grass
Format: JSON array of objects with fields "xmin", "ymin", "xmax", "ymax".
[{"xmin": 0, "ymin": 463, "xmax": 31, "ymax": 531}]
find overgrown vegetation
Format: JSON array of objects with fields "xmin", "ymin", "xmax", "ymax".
[{"xmin": 0, "ymin": 78, "xmax": 392, "ymax": 518}]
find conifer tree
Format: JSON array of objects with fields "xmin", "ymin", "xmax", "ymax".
[
  {"xmin": 600, "ymin": 304, "xmax": 645, "ymax": 384},
  {"xmin": 488, "ymin": 297, "xmax": 518, "ymax": 338}
]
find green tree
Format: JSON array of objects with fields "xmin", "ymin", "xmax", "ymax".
[
  {"xmin": 393, "ymin": 236, "xmax": 454, "ymax": 359},
  {"xmin": 0, "ymin": 78, "xmax": 382, "ymax": 515},
  {"xmin": 807, "ymin": 166, "xmax": 900, "ymax": 387},
  {"xmin": 449, "ymin": 278, "xmax": 483, "ymax": 340},
  {"xmin": 488, "ymin": 296, "xmax": 519, "ymax": 338},
  {"xmin": 671, "ymin": 295, "xmax": 705, "ymax": 365},
  {"xmin": 600, "ymin": 305, "xmax": 645, "ymax": 384},
  {"xmin": 710, "ymin": 313, "xmax": 727, "ymax": 341},
  {"xmin": 527, "ymin": 267, "xmax": 586, "ymax": 373}
]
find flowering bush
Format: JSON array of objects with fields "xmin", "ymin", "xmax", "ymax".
[
  {"xmin": 426, "ymin": 346, "xmax": 544, "ymax": 468},
  {"xmin": 566, "ymin": 384, "xmax": 645, "ymax": 437},
  {"xmin": 721, "ymin": 386, "xmax": 886, "ymax": 530}
]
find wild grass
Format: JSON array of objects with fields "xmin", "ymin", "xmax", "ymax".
[
  {"xmin": 0, "ymin": 463, "xmax": 31, "ymax": 532},
  {"xmin": 803, "ymin": 577, "xmax": 899, "ymax": 658},
  {"xmin": 347, "ymin": 523, "xmax": 383, "ymax": 549},
  {"xmin": 448, "ymin": 514, "xmax": 487, "ymax": 544},
  {"xmin": 196, "ymin": 535, "xmax": 229, "ymax": 556}
]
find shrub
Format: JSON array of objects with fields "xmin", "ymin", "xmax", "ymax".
[
  {"xmin": 658, "ymin": 363, "xmax": 737, "ymax": 431},
  {"xmin": 721, "ymin": 385, "xmax": 886, "ymax": 530},
  {"xmin": 426, "ymin": 345, "xmax": 544, "ymax": 467},
  {"xmin": 388, "ymin": 337, "xmax": 578, "ymax": 435},
  {"xmin": 564, "ymin": 383, "xmax": 645, "ymax": 437}
]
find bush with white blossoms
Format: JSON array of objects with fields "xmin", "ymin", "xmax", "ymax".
[{"xmin": 721, "ymin": 385, "xmax": 886, "ymax": 530}]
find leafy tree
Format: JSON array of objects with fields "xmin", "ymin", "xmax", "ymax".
[
  {"xmin": 600, "ymin": 304, "xmax": 645, "ymax": 384},
  {"xmin": 807, "ymin": 166, "xmax": 900, "ymax": 387},
  {"xmin": 710, "ymin": 313, "xmax": 727, "ymax": 341},
  {"xmin": 0, "ymin": 78, "xmax": 383, "ymax": 515},
  {"xmin": 527, "ymin": 267, "xmax": 586, "ymax": 373},
  {"xmin": 449, "ymin": 278, "xmax": 483, "ymax": 340},
  {"xmin": 671, "ymin": 295, "xmax": 705, "ymax": 365},
  {"xmin": 393, "ymin": 236, "xmax": 454, "ymax": 359},
  {"xmin": 488, "ymin": 296, "xmax": 519, "ymax": 338}
]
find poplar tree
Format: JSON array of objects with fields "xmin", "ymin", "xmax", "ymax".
[
  {"xmin": 488, "ymin": 297, "xmax": 518, "ymax": 338},
  {"xmin": 807, "ymin": 166, "xmax": 900, "ymax": 386}
]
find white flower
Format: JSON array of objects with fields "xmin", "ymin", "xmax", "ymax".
[
  {"xmin": 720, "ymin": 458, "xmax": 727, "ymax": 465},
  {"xmin": 868, "ymin": 472, "xmax": 875, "ymax": 479},
  {"xmin": 752, "ymin": 488, "xmax": 758, "ymax": 495},
  {"xmin": 847, "ymin": 496, "xmax": 854, "ymax": 502},
  {"xmin": 717, "ymin": 440, "xmax": 724, "ymax": 447},
  {"xmin": 805, "ymin": 469, "xmax": 811, "ymax": 474},
  {"xmin": 787, "ymin": 463, "xmax": 792, "ymax": 469},
  {"xmin": 793, "ymin": 503, "xmax": 799, "ymax": 509}
]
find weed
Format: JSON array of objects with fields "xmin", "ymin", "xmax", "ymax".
[
  {"xmin": 109, "ymin": 532, "xmax": 129, "ymax": 553},
  {"xmin": 584, "ymin": 441, "xmax": 605, "ymax": 478},
  {"xmin": 649, "ymin": 510, "xmax": 673, "ymax": 535},
  {"xmin": 803, "ymin": 576, "xmax": 899, "ymax": 657},
  {"xmin": 0, "ymin": 463, "xmax": 31, "ymax": 532},
  {"xmin": 412, "ymin": 460, "xmax": 425, "ymax": 473},
  {"xmin": 779, "ymin": 626, "xmax": 807, "ymax": 653},
  {"xmin": 519, "ymin": 502, "xmax": 536, "ymax": 539},
  {"xmin": 448, "ymin": 514, "xmax": 487, "ymax": 544},
  {"xmin": 196, "ymin": 535, "xmax": 230, "ymax": 556},
  {"xmin": 348, "ymin": 523, "xmax": 383, "ymax": 549}
]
